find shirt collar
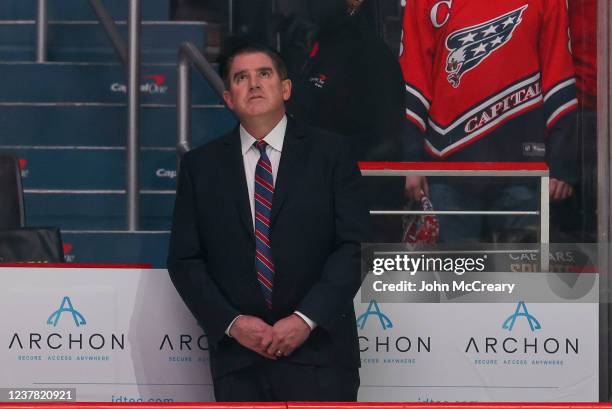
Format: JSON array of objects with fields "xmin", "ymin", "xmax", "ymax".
[{"xmin": 239, "ymin": 115, "xmax": 287, "ymax": 156}]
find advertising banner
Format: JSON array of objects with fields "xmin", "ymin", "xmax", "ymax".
[{"xmin": 0, "ymin": 266, "xmax": 598, "ymax": 402}]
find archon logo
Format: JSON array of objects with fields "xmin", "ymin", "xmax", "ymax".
[
  {"xmin": 502, "ymin": 301, "xmax": 541, "ymax": 332},
  {"xmin": 357, "ymin": 300, "xmax": 431, "ymax": 354},
  {"xmin": 356, "ymin": 300, "xmax": 393, "ymax": 330},
  {"xmin": 47, "ymin": 297, "xmax": 86, "ymax": 328},
  {"xmin": 465, "ymin": 301, "xmax": 578, "ymax": 355},
  {"xmin": 18, "ymin": 158, "xmax": 29, "ymax": 178},
  {"xmin": 110, "ymin": 74, "xmax": 168, "ymax": 95}
]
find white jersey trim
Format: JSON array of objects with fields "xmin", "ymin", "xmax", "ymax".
[
  {"xmin": 405, "ymin": 84, "xmax": 431, "ymax": 110},
  {"xmin": 406, "ymin": 108, "xmax": 427, "ymax": 130},
  {"xmin": 543, "ymin": 78, "xmax": 576, "ymax": 102},
  {"xmin": 428, "ymin": 73, "xmax": 541, "ymax": 136},
  {"xmin": 546, "ymin": 98, "xmax": 578, "ymax": 127},
  {"xmin": 426, "ymin": 95, "xmax": 543, "ymax": 158}
]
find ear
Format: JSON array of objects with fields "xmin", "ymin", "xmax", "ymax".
[
  {"xmin": 223, "ymin": 89, "xmax": 234, "ymax": 110},
  {"xmin": 281, "ymin": 79, "xmax": 292, "ymax": 102}
]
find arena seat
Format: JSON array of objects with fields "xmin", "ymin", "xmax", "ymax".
[{"xmin": 0, "ymin": 152, "xmax": 25, "ymax": 229}]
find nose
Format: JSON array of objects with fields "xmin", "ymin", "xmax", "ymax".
[{"xmin": 248, "ymin": 74, "xmax": 261, "ymax": 90}]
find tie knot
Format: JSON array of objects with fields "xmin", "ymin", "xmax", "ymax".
[{"xmin": 255, "ymin": 140, "xmax": 267, "ymax": 154}]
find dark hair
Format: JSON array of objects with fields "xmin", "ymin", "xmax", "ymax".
[{"xmin": 220, "ymin": 43, "xmax": 289, "ymax": 89}]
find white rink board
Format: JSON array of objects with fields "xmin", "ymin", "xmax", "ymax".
[
  {"xmin": 355, "ymin": 299, "xmax": 598, "ymax": 402},
  {"xmin": 0, "ymin": 267, "xmax": 598, "ymax": 402}
]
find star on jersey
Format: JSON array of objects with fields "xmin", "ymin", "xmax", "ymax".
[{"xmin": 445, "ymin": 5, "xmax": 528, "ymax": 88}]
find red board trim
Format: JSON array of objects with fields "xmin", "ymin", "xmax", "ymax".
[
  {"xmin": 358, "ymin": 162, "xmax": 549, "ymax": 171},
  {"xmin": 0, "ymin": 263, "xmax": 152, "ymax": 269}
]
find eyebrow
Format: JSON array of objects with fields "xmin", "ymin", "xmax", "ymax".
[{"xmin": 232, "ymin": 67, "xmax": 274, "ymax": 82}]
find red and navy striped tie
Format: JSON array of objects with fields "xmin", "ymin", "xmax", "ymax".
[{"xmin": 254, "ymin": 140, "xmax": 275, "ymax": 309}]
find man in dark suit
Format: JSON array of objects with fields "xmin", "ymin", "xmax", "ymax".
[{"xmin": 167, "ymin": 43, "xmax": 370, "ymax": 402}]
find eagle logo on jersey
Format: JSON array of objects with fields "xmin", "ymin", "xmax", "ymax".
[{"xmin": 445, "ymin": 5, "xmax": 528, "ymax": 88}]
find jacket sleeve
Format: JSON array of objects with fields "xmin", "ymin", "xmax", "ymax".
[
  {"xmin": 167, "ymin": 156, "xmax": 241, "ymax": 348},
  {"xmin": 296, "ymin": 137, "xmax": 371, "ymax": 330},
  {"xmin": 541, "ymin": 0, "xmax": 579, "ymax": 183},
  {"xmin": 399, "ymin": 0, "xmax": 435, "ymax": 160}
]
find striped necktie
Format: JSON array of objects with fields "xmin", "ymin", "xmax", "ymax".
[{"xmin": 254, "ymin": 140, "xmax": 275, "ymax": 309}]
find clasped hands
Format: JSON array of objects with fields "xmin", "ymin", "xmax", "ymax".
[{"xmin": 228, "ymin": 314, "xmax": 311, "ymax": 360}]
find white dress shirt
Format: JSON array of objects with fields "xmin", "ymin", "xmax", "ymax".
[{"xmin": 225, "ymin": 115, "xmax": 316, "ymax": 337}]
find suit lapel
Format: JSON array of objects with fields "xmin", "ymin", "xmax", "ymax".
[
  {"xmin": 222, "ymin": 128, "xmax": 254, "ymax": 240},
  {"xmin": 271, "ymin": 118, "xmax": 306, "ymax": 226}
]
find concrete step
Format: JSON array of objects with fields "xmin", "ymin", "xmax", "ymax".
[
  {"xmin": 13, "ymin": 147, "xmax": 178, "ymax": 190},
  {"xmin": 26, "ymin": 192, "xmax": 174, "ymax": 230},
  {"xmin": 0, "ymin": 62, "xmax": 220, "ymax": 104},
  {"xmin": 61, "ymin": 231, "xmax": 170, "ymax": 268},
  {"xmin": 0, "ymin": 104, "xmax": 235, "ymax": 147},
  {"xmin": 0, "ymin": 0, "xmax": 169, "ymax": 21},
  {"xmin": 0, "ymin": 21, "xmax": 205, "ymax": 62}
]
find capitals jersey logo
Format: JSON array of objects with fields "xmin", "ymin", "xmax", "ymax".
[{"xmin": 445, "ymin": 5, "xmax": 528, "ymax": 88}]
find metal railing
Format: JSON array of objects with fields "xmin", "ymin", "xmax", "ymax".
[
  {"xmin": 35, "ymin": 0, "xmax": 141, "ymax": 231},
  {"xmin": 359, "ymin": 162, "xmax": 550, "ymax": 271},
  {"xmin": 177, "ymin": 42, "xmax": 226, "ymax": 157}
]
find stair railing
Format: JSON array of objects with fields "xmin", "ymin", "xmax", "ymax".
[
  {"xmin": 177, "ymin": 42, "xmax": 226, "ymax": 157},
  {"xmin": 36, "ymin": 0, "xmax": 141, "ymax": 231}
]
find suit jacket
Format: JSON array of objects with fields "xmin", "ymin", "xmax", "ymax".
[{"xmin": 167, "ymin": 118, "xmax": 370, "ymax": 379}]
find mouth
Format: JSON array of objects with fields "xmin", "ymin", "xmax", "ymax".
[{"xmin": 249, "ymin": 95, "xmax": 264, "ymax": 101}]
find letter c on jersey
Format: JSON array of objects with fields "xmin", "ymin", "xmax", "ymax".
[{"xmin": 431, "ymin": 0, "xmax": 452, "ymax": 28}]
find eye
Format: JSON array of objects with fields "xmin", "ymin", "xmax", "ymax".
[
  {"xmin": 260, "ymin": 71, "xmax": 271, "ymax": 78},
  {"xmin": 236, "ymin": 73, "xmax": 247, "ymax": 82}
]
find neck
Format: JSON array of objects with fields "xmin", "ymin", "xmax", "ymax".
[{"xmin": 241, "ymin": 111, "xmax": 285, "ymax": 140}]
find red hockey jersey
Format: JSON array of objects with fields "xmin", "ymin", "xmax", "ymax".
[
  {"xmin": 569, "ymin": 0, "xmax": 597, "ymax": 109},
  {"xmin": 400, "ymin": 0, "xmax": 578, "ymax": 180}
]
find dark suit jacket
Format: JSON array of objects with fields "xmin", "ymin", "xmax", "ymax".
[{"xmin": 167, "ymin": 118, "xmax": 370, "ymax": 379}]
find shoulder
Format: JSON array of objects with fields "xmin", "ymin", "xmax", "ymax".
[
  {"xmin": 181, "ymin": 129, "xmax": 237, "ymax": 168},
  {"xmin": 289, "ymin": 118, "xmax": 359, "ymax": 170},
  {"xmin": 290, "ymin": 117, "xmax": 349, "ymax": 151}
]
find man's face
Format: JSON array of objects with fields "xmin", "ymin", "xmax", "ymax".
[{"xmin": 223, "ymin": 52, "xmax": 292, "ymax": 121}]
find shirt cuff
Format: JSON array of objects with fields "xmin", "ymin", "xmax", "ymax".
[
  {"xmin": 294, "ymin": 311, "xmax": 317, "ymax": 330},
  {"xmin": 225, "ymin": 315, "xmax": 243, "ymax": 337}
]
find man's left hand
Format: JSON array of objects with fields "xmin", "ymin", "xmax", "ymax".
[{"xmin": 266, "ymin": 314, "xmax": 312, "ymax": 357}]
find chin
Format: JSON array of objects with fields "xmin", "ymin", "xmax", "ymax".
[{"xmin": 247, "ymin": 107, "xmax": 272, "ymax": 116}]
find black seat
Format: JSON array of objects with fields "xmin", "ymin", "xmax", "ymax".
[
  {"xmin": 0, "ymin": 153, "xmax": 64, "ymax": 263},
  {"xmin": 0, "ymin": 227, "xmax": 65, "ymax": 263},
  {"xmin": 0, "ymin": 153, "xmax": 25, "ymax": 229}
]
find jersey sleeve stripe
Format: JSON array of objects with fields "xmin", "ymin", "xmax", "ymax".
[
  {"xmin": 546, "ymin": 98, "xmax": 578, "ymax": 128},
  {"xmin": 544, "ymin": 78, "xmax": 577, "ymax": 102},
  {"xmin": 405, "ymin": 109, "xmax": 427, "ymax": 131},
  {"xmin": 405, "ymin": 83, "xmax": 431, "ymax": 109}
]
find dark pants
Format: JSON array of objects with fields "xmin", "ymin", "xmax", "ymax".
[
  {"xmin": 213, "ymin": 361, "xmax": 360, "ymax": 402},
  {"xmin": 429, "ymin": 177, "xmax": 539, "ymax": 243}
]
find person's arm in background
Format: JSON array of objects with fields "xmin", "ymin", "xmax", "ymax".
[
  {"xmin": 399, "ymin": 0, "xmax": 435, "ymax": 200},
  {"xmin": 541, "ymin": 0, "xmax": 579, "ymax": 201}
]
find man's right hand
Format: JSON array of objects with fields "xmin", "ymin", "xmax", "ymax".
[
  {"xmin": 228, "ymin": 315, "xmax": 277, "ymax": 360},
  {"xmin": 405, "ymin": 176, "xmax": 429, "ymax": 201}
]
